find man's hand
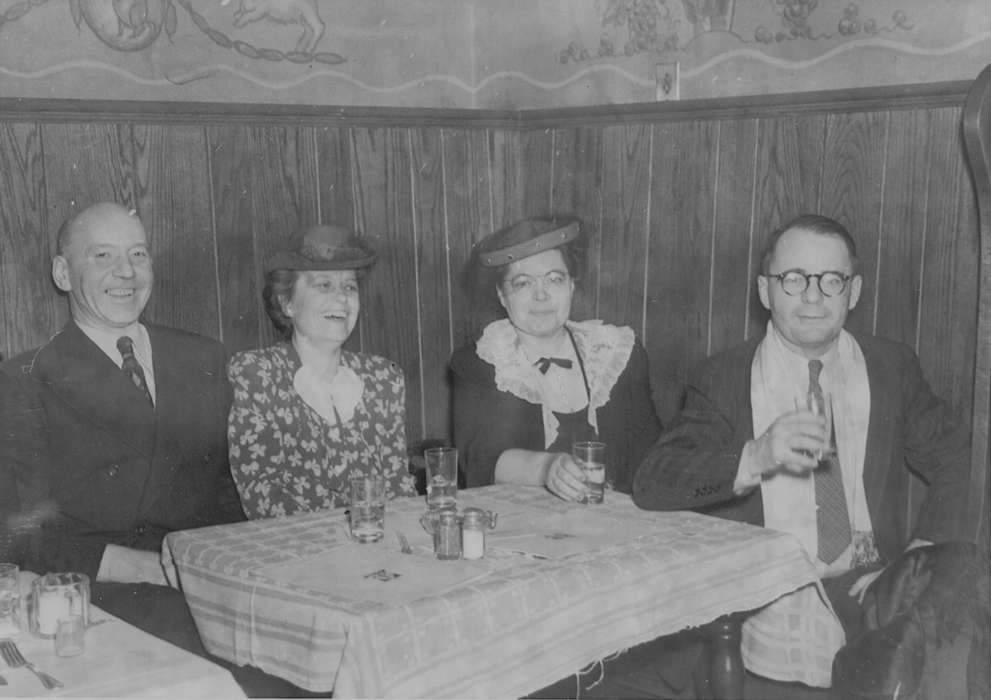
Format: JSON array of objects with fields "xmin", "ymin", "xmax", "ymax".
[
  {"xmin": 848, "ymin": 539, "xmax": 933, "ymax": 604},
  {"xmin": 848, "ymin": 569, "xmax": 883, "ymax": 604},
  {"xmin": 96, "ymin": 545, "xmax": 170, "ymax": 587},
  {"xmin": 751, "ymin": 408, "xmax": 828, "ymax": 477}
]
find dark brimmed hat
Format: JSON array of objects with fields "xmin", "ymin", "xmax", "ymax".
[
  {"xmin": 475, "ymin": 217, "xmax": 580, "ymax": 267},
  {"xmin": 267, "ymin": 225, "xmax": 376, "ymax": 272}
]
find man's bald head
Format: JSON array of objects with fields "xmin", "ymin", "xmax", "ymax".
[{"xmin": 57, "ymin": 202, "xmax": 142, "ymax": 256}]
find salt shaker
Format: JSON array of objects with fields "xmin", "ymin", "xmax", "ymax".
[
  {"xmin": 461, "ymin": 508, "xmax": 488, "ymax": 560},
  {"xmin": 434, "ymin": 509, "xmax": 462, "ymax": 560}
]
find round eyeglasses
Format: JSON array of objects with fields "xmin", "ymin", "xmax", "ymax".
[{"xmin": 765, "ymin": 270, "xmax": 852, "ymax": 297}]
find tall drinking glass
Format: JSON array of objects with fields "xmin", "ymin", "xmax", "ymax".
[
  {"xmin": 424, "ymin": 446, "xmax": 458, "ymax": 511},
  {"xmin": 349, "ymin": 473, "xmax": 386, "ymax": 543},
  {"xmin": 572, "ymin": 441, "xmax": 606, "ymax": 504},
  {"xmin": 805, "ymin": 391, "xmax": 836, "ymax": 462}
]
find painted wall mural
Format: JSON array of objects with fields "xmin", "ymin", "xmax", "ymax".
[{"xmin": 0, "ymin": 0, "xmax": 988, "ymax": 108}]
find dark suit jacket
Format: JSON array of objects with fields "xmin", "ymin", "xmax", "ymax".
[
  {"xmin": 0, "ymin": 321, "xmax": 244, "ymax": 579},
  {"xmin": 632, "ymin": 332, "xmax": 971, "ymax": 564}
]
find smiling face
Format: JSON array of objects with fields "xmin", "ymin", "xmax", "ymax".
[
  {"xmin": 284, "ymin": 269, "xmax": 360, "ymax": 347},
  {"xmin": 497, "ymin": 249, "xmax": 575, "ymax": 341},
  {"xmin": 52, "ymin": 204, "xmax": 153, "ymax": 333},
  {"xmin": 758, "ymin": 227, "xmax": 863, "ymax": 358}
]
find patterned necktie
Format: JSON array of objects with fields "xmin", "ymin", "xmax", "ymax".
[
  {"xmin": 534, "ymin": 357, "xmax": 573, "ymax": 374},
  {"xmin": 808, "ymin": 359, "xmax": 851, "ymax": 564},
  {"xmin": 117, "ymin": 335, "xmax": 153, "ymax": 406}
]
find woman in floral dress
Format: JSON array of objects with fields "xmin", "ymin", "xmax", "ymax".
[{"xmin": 227, "ymin": 225, "xmax": 416, "ymax": 519}]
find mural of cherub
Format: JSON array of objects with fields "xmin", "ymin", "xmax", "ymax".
[{"xmin": 220, "ymin": 0, "xmax": 325, "ymax": 53}]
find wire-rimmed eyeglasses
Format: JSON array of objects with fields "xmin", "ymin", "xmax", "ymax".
[
  {"xmin": 764, "ymin": 270, "xmax": 852, "ymax": 297},
  {"xmin": 502, "ymin": 270, "xmax": 570, "ymax": 295}
]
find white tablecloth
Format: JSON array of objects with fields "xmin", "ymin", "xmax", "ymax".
[
  {"xmin": 0, "ymin": 573, "xmax": 245, "ymax": 698},
  {"xmin": 165, "ymin": 485, "xmax": 821, "ymax": 698}
]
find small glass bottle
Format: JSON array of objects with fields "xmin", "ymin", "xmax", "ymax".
[
  {"xmin": 461, "ymin": 507, "xmax": 487, "ymax": 560},
  {"xmin": 434, "ymin": 510, "xmax": 462, "ymax": 560}
]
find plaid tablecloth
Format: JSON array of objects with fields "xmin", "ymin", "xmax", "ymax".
[{"xmin": 164, "ymin": 485, "xmax": 821, "ymax": 698}]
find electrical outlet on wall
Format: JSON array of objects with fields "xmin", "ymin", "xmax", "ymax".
[{"xmin": 655, "ymin": 62, "xmax": 679, "ymax": 101}]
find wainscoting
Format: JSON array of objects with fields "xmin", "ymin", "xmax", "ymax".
[{"xmin": 0, "ymin": 84, "xmax": 978, "ymax": 535}]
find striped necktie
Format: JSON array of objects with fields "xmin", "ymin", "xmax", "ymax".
[
  {"xmin": 117, "ymin": 335, "xmax": 153, "ymax": 406},
  {"xmin": 808, "ymin": 359, "xmax": 851, "ymax": 564}
]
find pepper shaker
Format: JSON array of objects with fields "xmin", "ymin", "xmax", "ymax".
[{"xmin": 434, "ymin": 509, "xmax": 462, "ymax": 560}]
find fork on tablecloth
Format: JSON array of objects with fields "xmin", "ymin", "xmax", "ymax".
[{"xmin": 0, "ymin": 638, "xmax": 62, "ymax": 689}]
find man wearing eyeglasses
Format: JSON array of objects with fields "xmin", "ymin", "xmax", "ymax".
[{"xmin": 632, "ymin": 214, "xmax": 973, "ymax": 691}]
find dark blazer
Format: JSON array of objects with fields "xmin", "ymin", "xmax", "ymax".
[
  {"xmin": 0, "ymin": 321, "xmax": 244, "ymax": 578},
  {"xmin": 632, "ymin": 332, "xmax": 971, "ymax": 565}
]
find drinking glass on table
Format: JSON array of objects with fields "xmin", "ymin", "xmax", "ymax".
[
  {"xmin": 572, "ymin": 441, "xmax": 606, "ymax": 504},
  {"xmin": 0, "ymin": 563, "xmax": 21, "ymax": 636},
  {"xmin": 424, "ymin": 446, "xmax": 458, "ymax": 511},
  {"xmin": 349, "ymin": 473, "xmax": 386, "ymax": 543},
  {"xmin": 55, "ymin": 614, "xmax": 86, "ymax": 657},
  {"xmin": 30, "ymin": 572, "xmax": 90, "ymax": 638}
]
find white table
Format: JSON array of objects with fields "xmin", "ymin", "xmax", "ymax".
[
  {"xmin": 0, "ymin": 573, "xmax": 245, "ymax": 698},
  {"xmin": 165, "ymin": 485, "xmax": 823, "ymax": 698}
]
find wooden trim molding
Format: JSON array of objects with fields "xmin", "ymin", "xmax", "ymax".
[{"xmin": 0, "ymin": 79, "xmax": 972, "ymax": 128}]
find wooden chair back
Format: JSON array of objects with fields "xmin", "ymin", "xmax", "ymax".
[{"xmin": 962, "ymin": 63, "xmax": 991, "ymax": 547}]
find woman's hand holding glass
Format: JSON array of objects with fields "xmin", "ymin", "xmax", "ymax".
[{"xmin": 544, "ymin": 452, "xmax": 589, "ymax": 502}]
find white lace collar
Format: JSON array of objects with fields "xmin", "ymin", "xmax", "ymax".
[{"xmin": 475, "ymin": 318, "xmax": 635, "ymax": 413}]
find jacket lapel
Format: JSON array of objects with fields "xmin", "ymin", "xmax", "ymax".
[
  {"xmin": 858, "ymin": 336, "xmax": 899, "ymax": 555},
  {"xmin": 51, "ymin": 323, "xmax": 156, "ymax": 458}
]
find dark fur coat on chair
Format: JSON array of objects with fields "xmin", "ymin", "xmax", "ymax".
[{"xmin": 832, "ymin": 541, "xmax": 990, "ymax": 700}]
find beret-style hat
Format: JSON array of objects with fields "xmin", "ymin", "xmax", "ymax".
[
  {"xmin": 475, "ymin": 217, "xmax": 580, "ymax": 267},
  {"xmin": 267, "ymin": 225, "xmax": 376, "ymax": 272}
]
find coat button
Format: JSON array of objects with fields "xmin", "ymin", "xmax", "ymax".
[{"xmin": 107, "ymin": 464, "xmax": 120, "ymax": 477}]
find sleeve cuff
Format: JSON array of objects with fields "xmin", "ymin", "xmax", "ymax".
[{"xmin": 733, "ymin": 440, "xmax": 763, "ymax": 495}]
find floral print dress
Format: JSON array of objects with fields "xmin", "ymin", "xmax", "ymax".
[{"xmin": 227, "ymin": 342, "xmax": 416, "ymax": 519}]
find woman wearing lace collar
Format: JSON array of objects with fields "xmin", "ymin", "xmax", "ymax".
[
  {"xmin": 226, "ymin": 225, "xmax": 416, "ymax": 519},
  {"xmin": 451, "ymin": 217, "xmax": 662, "ymax": 501}
]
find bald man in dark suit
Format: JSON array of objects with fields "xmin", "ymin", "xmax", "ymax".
[{"xmin": 0, "ymin": 203, "xmax": 306, "ymax": 696}]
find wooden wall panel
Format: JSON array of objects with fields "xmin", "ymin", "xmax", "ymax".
[
  {"xmin": 409, "ymin": 128, "xmax": 452, "ymax": 440},
  {"xmin": 645, "ymin": 121, "xmax": 719, "ymax": 425},
  {"xmin": 488, "ymin": 130, "xmax": 524, "ymax": 232},
  {"xmin": 40, "ymin": 124, "xmax": 143, "ymax": 216},
  {"xmin": 0, "ymin": 90, "xmax": 979, "ymax": 466},
  {"xmin": 597, "ymin": 124, "xmax": 652, "ymax": 334},
  {"xmin": 444, "ymin": 129, "xmax": 496, "ymax": 348},
  {"xmin": 916, "ymin": 108, "xmax": 979, "ymax": 412},
  {"xmin": 136, "ymin": 125, "xmax": 218, "ymax": 339},
  {"xmin": 208, "ymin": 125, "xmax": 319, "ymax": 352},
  {"xmin": 708, "ymin": 119, "xmax": 758, "ymax": 352},
  {"xmin": 0, "ymin": 123, "xmax": 53, "ymax": 359},
  {"xmin": 315, "ymin": 127, "xmax": 356, "ymax": 237},
  {"xmin": 875, "ymin": 110, "xmax": 934, "ymax": 346},
  {"xmin": 520, "ymin": 129, "xmax": 553, "ymax": 216},
  {"xmin": 349, "ymin": 128, "xmax": 423, "ymax": 442},
  {"xmin": 547, "ymin": 127, "xmax": 603, "ymax": 322},
  {"xmin": 749, "ymin": 115, "xmax": 827, "ymax": 331},
  {"xmin": 818, "ymin": 112, "xmax": 887, "ymax": 338}
]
